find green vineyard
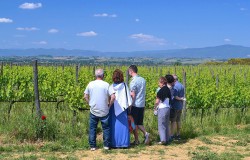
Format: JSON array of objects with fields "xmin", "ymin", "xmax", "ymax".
[
  {"xmin": 0, "ymin": 64, "xmax": 249, "ymax": 111},
  {"xmin": 0, "ymin": 63, "xmax": 249, "ymax": 159}
]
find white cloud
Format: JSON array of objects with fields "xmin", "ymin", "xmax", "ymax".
[
  {"xmin": 130, "ymin": 33, "xmax": 166, "ymax": 45},
  {"xmin": 0, "ymin": 18, "xmax": 13, "ymax": 23},
  {"xmin": 93, "ymin": 13, "xmax": 117, "ymax": 18},
  {"xmin": 48, "ymin": 29, "xmax": 59, "ymax": 33},
  {"xmin": 224, "ymin": 38, "xmax": 231, "ymax": 42},
  {"xmin": 33, "ymin": 41, "xmax": 47, "ymax": 45},
  {"xmin": 76, "ymin": 31, "xmax": 97, "ymax": 37},
  {"xmin": 16, "ymin": 27, "xmax": 39, "ymax": 31},
  {"xmin": 240, "ymin": 8, "xmax": 247, "ymax": 11},
  {"xmin": 135, "ymin": 18, "xmax": 140, "ymax": 22},
  {"xmin": 109, "ymin": 14, "xmax": 117, "ymax": 18},
  {"xmin": 19, "ymin": 3, "xmax": 42, "ymax": 9}
]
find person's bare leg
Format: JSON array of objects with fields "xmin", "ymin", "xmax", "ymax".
[
  {"xmin": 177, "ymin": 121, "xmax": 181, "ymax": 135},
  {"xmin": 137, "ymin": 125, "xmax": 146, "ymax": 135},
  {"xmin": 133, "ymin": 126, "xmax": 139, "ymax": 143},
  {"xmin": 138, "ymin": 125, "xmax": 150, "ymax": 144},
  {"xmin": 171, "ymin": 121, "xmax": 176, "ymax": 136}
]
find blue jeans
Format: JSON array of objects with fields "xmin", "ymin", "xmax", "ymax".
[{"xmin": 89, "ymin": 113, "xmax": 110, "ymax": 148}]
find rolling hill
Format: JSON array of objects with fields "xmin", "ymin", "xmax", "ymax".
[{"xmin": 0, "ymin": 44, "xmax": 250, "ymax": 59}]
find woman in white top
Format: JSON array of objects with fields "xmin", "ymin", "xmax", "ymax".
[
  {"xmin": 154, "ymin": 77, "xmax": 172, "ymax": 144},
  {"xmin": 109, "ymin": 69, "xmax": 132, "ymax": 148}
]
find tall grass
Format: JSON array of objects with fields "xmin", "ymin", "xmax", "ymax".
[{"xmin": 0, "ymin": 102, "xmax": 249, "ymax": 149}]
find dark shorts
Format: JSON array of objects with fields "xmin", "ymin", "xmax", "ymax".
[
  {"xmin": 170, "ymin": 109, "xmax": 182, "ymax": 122},
  {"xmin": 131, "ymin": 106, "xmax": 144, "ymax": 125}
]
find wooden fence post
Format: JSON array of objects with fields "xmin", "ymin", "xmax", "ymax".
[
  {"xmin": 126, "ymin": 69, "xmax": 130, "ymax": 85},
  {"xmin": 0, "ymin": 62, "xmax": 3, "ymax": 76},
  {"xmin": 76, "ymin": 65, "xmax": 79, "ymax": 84},
  {"xmin": 93, "ymin": 66, "xmax": 96, "ymax": 76},
  {"xmin": 233, "ymin": 73, "xmax": 236, "ymax": 86},
  {"xmin": 33, "ymin": 60, "xmax": 42, "ymax": 118},
  {"xmin": 72, "ymin": 65, "xmax": 79, "ymax": 125}
]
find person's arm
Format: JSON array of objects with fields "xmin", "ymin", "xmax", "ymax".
[
  {"xmin": 173, "ymin": 88, "xmax": 185, "ymax": 101},
  {"xmin": 109, "ymin": 94, "xmax": 116, "ymax": 107},
  {"xmin": 129, "ymin": 80, "xmax": 137, "ymax": 107},
  {"xmin": 84, "ymin": 94, "xmax": 89, "ymax": 103},
  {"xmin": 154, "ymin": 98, "xmax": 160, "ymax": 110},
  {"xmin": 168, "ymin": 89, "xmax": 173, "ymax": 106},
  {"xmin": 130, "ymin": 91, "xmax": 136, "ymax": 105},
  {"xmin": 175, "ymin": 96, "xmax": 185, "ymax": 101},
  {"xmin": 83, "ymin": 83, "xmax": 90, "ymax": 103}
]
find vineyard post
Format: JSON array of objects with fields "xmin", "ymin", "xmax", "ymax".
[
  {"xmin": 174, "ymin": 66, "xmax": 176, "ymax": 74},
  {"xmin": 93, "ymin": 66, "xmax": 95, "ymax": 76},
  {"xmin": 33, "ymin": 60, "xmax": 42, "ymax": 118},
  {"xmin": 160, "ymin": 68, "xmax": 162, "ymax": 76},
  {"xmin": 76, "ymin": 65, "xmax": 79, "ymax": 84},
  {"xmin": 216, "ymin": 74, "xmax": 219, "ymax": 88},
  {"xmin": 72, "ymin": 65, "xmax": 79, "ymax": 125},
  {"xmin": 126, "ymin": 69, "xmax": 129, "ymax": 85},
  {"xmin": 244, "ymin": 72, "xmax": 247, "ymax": 83},
  {"xmin": 182, "ymin": 71, "xmax": 187, "ymax": 120},
  {"xmin": 233, "ymin": 73, "xmax": 236, "ymax": 86},
  {"xmin": 0, "ymin": 61, "xmax": 3, "ymax": 76},
  {"xmin": 210, "ymin": 69, "xmax": 214, "ymax": 78}
]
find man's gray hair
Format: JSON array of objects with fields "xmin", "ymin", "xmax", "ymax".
[
  {"xmin": 95, "ymin": 68, "xmax": 104, "ymax": 78},
  {"xmin": 173, "ymin": 74, "xmax": 178, "ymax": 81}
]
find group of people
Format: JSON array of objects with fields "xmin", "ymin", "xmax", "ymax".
[
  {"xmin": 83, "ymin": 65, "xmax": 185, "ymax": 150},
  {"xmin": 153, "ymin": 74, "xmax": 185, "ymax": 144}
]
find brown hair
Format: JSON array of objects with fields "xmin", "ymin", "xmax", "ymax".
[
  {"xmin": 159, "ymin": 77, "xmax": 167, "ymax": 85},
  {"xmin": 129, "ymin": 65, "xmax": 138, "ymax": 73},
  {"xmin": 112, "ymin": 69, "xmax": 124, "ymax": 84}
]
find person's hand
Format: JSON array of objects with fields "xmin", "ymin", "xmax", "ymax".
[
  {"xmin": 129, "ymin": 105, "xmax": 132, "ymax": 111},
  {"xmin": 182, "ymin": 98, "xmax": 186, "ymax": 101}
]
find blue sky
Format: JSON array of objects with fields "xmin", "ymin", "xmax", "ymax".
[{"xmin": 0, "ymin": 0, "xmax": 250, "ymax": 51}]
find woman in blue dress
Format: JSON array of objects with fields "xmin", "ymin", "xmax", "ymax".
[{"xmin": 109, "ymin": 69, "xmax": 132, "ymax": 148}]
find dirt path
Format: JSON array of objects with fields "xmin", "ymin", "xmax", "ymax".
[{"xmin": 1, "ymin": 135, "xmax": 249, "ymax": 160}]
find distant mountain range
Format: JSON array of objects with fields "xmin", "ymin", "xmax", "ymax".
[{"xmin": 1, "ymin": 44, "xmax": 250, "ymax": 59}]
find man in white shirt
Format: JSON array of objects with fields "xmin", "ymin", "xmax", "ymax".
[{"xmin": 84, "ymin": 68, "xmax": 110, "ymax": 151}]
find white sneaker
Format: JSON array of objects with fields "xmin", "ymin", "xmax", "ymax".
[
  {"xmin": 103, "ymin": 146, "xmax": 109, "ymax": 150},
  {"xmin": 90, "ymin": 147, "xmax": 96, "ymax": 151},
  {"xmin": 158, "ymin": 141, "xmax": 166, "ymax": 145},
  {"xmin": 144, "ymin": 132, "xmax": 150, "ymax": 144}
]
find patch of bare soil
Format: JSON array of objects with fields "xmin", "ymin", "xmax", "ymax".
[{"xmin": 1, "ymin": 135, "xmax": 249, "ymax": 160}]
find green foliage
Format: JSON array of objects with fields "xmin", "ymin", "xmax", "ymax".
[
  {"xmin": 1, "ymin": 65, "xmax": 249, "ymax": 111},
  {"xmin": 227, "ymin": 58, "xmax": 250, "ymax": 65}
]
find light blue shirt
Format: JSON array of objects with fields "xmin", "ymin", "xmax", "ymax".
[
  {"xmin": 130, "ymin": 75, "xmax": 146, "ymax": 108},
  {"xmin": 173, "ymin": 81, "xmax": 185, "ymax": 110}
]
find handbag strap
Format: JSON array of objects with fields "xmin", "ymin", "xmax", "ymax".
[{"xmin": 124, "ymin": 82, "xmax": 128, "ymax": 104}]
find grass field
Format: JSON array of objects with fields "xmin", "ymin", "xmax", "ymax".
[{"xmin": 0, "ymin": 102, "xmax": 249, "ymax": 160}]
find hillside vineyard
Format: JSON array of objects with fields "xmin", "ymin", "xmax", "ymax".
[{"xmin": 0, "ymin": 64, "xmax": 249, "ymax": 111}]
